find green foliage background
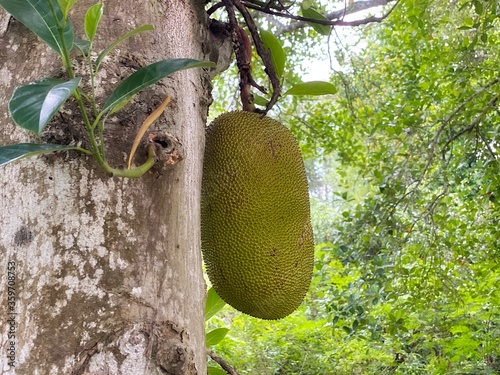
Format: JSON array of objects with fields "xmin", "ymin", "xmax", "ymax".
[{"xmin": 207, "ymin": 0, "xmax": 500, "ymax": 374}]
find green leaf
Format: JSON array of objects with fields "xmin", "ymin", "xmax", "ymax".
[
  {"xmin": 301, "ymin": 6, "xmax": 331, "ymax": 36},
  {"xmin": 284, "ymin": 81, "xmax": 337, "ymax": 96},
  {"xmin": 342, "ymin": 325, "xmax": 352, "ymax": 334},
  {"xmin": 207, "ymin": 366, "xmax": 227, "ymax": 375},
  {"xmin": 58, "ymin": 0, "xmax": 79, "ymax": 19},
  {"xmin": 253, "ymin": 94, "xmax": 269, "ymax": 107},
  {"xmin": 74, "ymin": 38, "xmax": 91, "ymax": 54},
  {"xmin": 103, "ymin": 59, "xmax": 215, "ymax": 113},
  {"xmin": 95, "ymin": 24, "xmax": 155, "ymax": 71},
  {"xmin": 9, "ymin": 78, "xmax": 81, "ymax": 136},
  {"xmin": 0, "ymin": 143, "xmax": 79, "ymax": 167},
  {"xmin": 206, "ymin": 328, "xmax": 229, "ymax": 346},
  {"xmin": 450, "ymin": 325, "xmax": 470, "ymax": 334},
  {"xmin": 260, "ymin": 30, "xmax": 286, "ymax": 79},
  {"xmin": 473, "ymin": 0, "xmax": 483, "ymax": 15},
  {"xmin": 0, "ymin": 0, "xmax": 74, "ymax": 55},
  {"xmin": 205, "ymin": 287, "xmax": 226, "ymax": 321},
  {"xmin": 109, "ymin": 96, "xmax": 134, "ymax": 115},
  {"xmin": 301, "ymin": 0, "xmax": 314, "ymax": 9},
  {"xmin": 84, "ymin": 3, "xmax": 103, "ymax": 44},
  {"xmin": 458, "ymin": 1, "xmax": 470, "ymax": 11}
]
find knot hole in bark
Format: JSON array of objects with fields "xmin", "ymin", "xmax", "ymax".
[
  {"xmin": 154, "ymin": 321, "xmax": 196, "ymax": 375},
  {"xmin": 145, "ymin": 131, "xmax": 186, "ymax": 172}
]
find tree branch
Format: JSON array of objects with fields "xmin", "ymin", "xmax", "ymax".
[
  {"xmin": 244, "ymin": 0, "xmax": 292, "ymax": 12},
  {"xmin": 240, "ymin": 0, "xmax": 399, "ymax": 34},
  {"xmin": 208, "ymin": 0, "xmax": 398, "ymax": 112},
  {"xmin": 219, "ymin": 0, "xmax": 281, "ymax": 113},
  {"xmin": 394, "ymin": 78, "xmax": 500, "ymax": 215},
  {"xmin": 233, "ymin": 0, "xmax": 281, "ymax": 112},
  {"xmin": 334, "ymin": 1, "xmax": 400, "ymax": 27},
  {"xmin": 208, "ymin": 350, "xmax": 240, "ymax": 375},
  {"xmin": 424, "ymin": 78, "xmax": 500, "ymax": 178},
  {"xmin": 331, "ymin": 0, "xmax": 396, "ymax": 19},
  {"xmin": 442, "ymin": 78, "xmax": 500, "ymax": 126},
  {"xmin": 442, "ymin": 95, "xmax": 500, "ymax": 155},
  {"xmin": 223, "ymin": 0, "xmax": 256, "ymax": 111}
]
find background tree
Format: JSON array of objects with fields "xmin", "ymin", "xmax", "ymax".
[{"xmin": 0, "ymin": 0, "xmax": 390, "ymax": 373}]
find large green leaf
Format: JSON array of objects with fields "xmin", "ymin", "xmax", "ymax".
[
  {"xmin": 301, "ymin": 6, "xmax": 331, "ymax": 36},
  {"xmin": 102, "ymin": 59, "xmax": 216, "ymax": 113},
  {"xmin": 95, "ymin": 24, "xmax": 155, "ymax": 71},
  {"xmin": 206, "ymin": 328, "xmax": 229, "ymax": 346},
  {"xmin": 205, "ymin": 287, "xmax": 226, "ymax": 321},
  {"xmin": 9, "ymin": 78, "xmax": 81, "ymax": 136},
  {"xmin": 0, "ymin": 0, "xmax": 74, "ymax": 55},
  {"xmin": 284, "ymin": 81, "xmax": 337, "ymax": 96},
  {"xmin": 0, "ymin": 143, "xmax": 78, "ymax": 167},
  {"xmin": 260, "ymin": 30, "xmax": 286, "ymax": 79},
  {"xmin": 84, "ymin": 3, "xmax": 103, "ymax": 44}
]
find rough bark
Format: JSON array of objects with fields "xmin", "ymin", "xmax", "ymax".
[{"xmin": 0, "ymin": 0, "xmax": 228, "ymax": 374}]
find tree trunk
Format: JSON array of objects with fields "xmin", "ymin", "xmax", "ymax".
[{"xmin": 0, "ymin": 1, "xmax": 227, "ymax": 373}]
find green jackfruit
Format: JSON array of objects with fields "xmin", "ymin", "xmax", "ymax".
[{"xmin": 201, "ymin": 111, "xmax": 314, "ymax": 320}]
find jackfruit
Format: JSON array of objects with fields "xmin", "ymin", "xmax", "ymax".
[{"xmin": 201, "ymin": 111, "xmax": 314, "ymax": 320}]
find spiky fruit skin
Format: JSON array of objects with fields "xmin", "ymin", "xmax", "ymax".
[{"xmin": 201, "ymin": 111, "xmax": 314, "ymax": 320}]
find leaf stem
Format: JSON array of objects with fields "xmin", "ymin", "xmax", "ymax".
[
  {"xmin": 98, "ymin": 116, "xmax": 106, "ymax": 159},
  {"xmin": 74, "ymin": 90, "xmax": 155, "ymax": 178},
  {"xmin": 74, "ymin": 147, "xmax": 94, "ymax": 156},
  {"xmin": 73, "ymin": 90, "xmax": 107, "ymax": 168},
  {"xmin": 105, "ymin": 144, "xmax": 157, "ymax": 178},
  {"xmin": 48, "ymin": 0, "xmax": 74, "ymax": 76},
  {"xmin": 85, "ymin": 51, "xmax": 100, "ymax": 117}
]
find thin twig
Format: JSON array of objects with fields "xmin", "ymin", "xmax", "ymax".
[{"xmin": 477, "ymin": 128, "xmax": 498, "ymax": 160}]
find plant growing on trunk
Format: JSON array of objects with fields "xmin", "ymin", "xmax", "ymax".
[{"xmin": 0, "ymin": 0, "xmax": 214, "ymax": 177}]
